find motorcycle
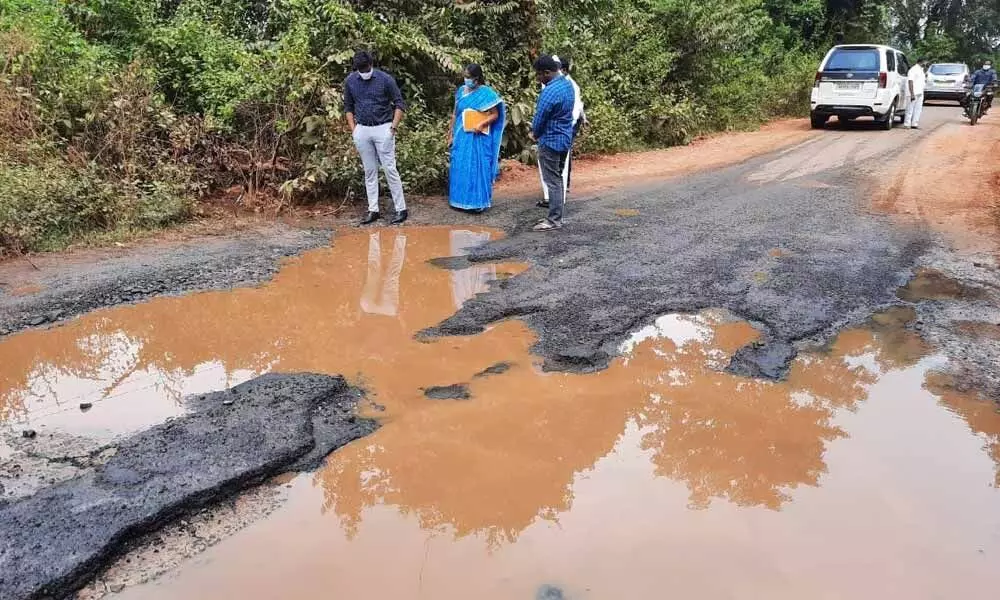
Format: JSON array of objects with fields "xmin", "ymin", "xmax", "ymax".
[{"xmin": 965, "ymin": 83, "xmax": 991, "ymax": 125}]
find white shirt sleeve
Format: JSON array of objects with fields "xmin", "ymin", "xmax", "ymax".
[{"xmin": 569, "ymin": 77, "xmax": 584, "ymax": 124}]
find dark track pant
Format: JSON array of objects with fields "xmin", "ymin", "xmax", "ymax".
[{"xmin": 538, "ymin": 145, "xmax": 569, "ymax": 223}]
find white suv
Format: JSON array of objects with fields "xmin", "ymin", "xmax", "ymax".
[{"xmin": 810, "ymin": 44, "xmax": 911, "ymax": 130}]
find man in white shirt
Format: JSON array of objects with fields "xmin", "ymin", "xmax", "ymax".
[
  {"xmin": 905, "ymin": 58, "xmax": 928, "ymax": 129},
  {"xmin": 539, "ymin": 55, "xmax": 587, "ymax": 207}
]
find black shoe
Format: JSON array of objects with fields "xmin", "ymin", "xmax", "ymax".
[
  {"xmin": 536, "ymin": 200, "xmax": 550, "ymax": 208},
  {"xmin": 359, "ymin": 211, "xmax": 380, "ymax": 226},
  {"xmin": 389, "ymin": 209, "xmax": 408, "ymax": 225}
]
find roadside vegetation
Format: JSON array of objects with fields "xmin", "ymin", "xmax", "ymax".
[{"xmin": 0, "ymin": 0, "xmax": 998, "ymax": 255}]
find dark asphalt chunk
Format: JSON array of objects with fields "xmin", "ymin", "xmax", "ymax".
[
  {"xmin": 424, "ymin": 159, "xmax": 930, "ymax": 378},
  {"xmin": 424, "ymin": 384, "xmax": 472, "ymax": 400},
  {"xmin": 727, "ymin": 339, "xmax": 798, "ymax": 379},
  {"xmin": 0, "ymin": 373, "xmax": 378, "ymax": 600},
  {"xmin": 474, "ymin": 362, "xmax": 513, "ymax": 378},
  {"xmin": 428, "ymin": 255, "xmax": 473, "ymax": 271}
]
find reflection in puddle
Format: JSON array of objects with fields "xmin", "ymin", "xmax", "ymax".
[
  {"xmin": 360, "ymin": 232, "xmax": 407, "ymax": 317},
  {"xmin": 0, "ymin": 227, "xmax": 524, "ymax": 439},
  {"xmin": 1, "ymin": 226, "xmax": 1000, "ymax": 598},
  {"xmin": 117, "ymin": 317, "xmax": 1000, "ymax": 600},
  {"xmin": 448, "ymin": 229, "xmax": 496, "ymax": 309}
]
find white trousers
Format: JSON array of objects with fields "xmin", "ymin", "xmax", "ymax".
[
  {"xmin": 353, "ymin": 123, "xmax": 406, "ymax": 213},
  {"xmin": 360, "ymin": 232, "xmax": 406, "ymax": 316},
  {"xmin": 904, "ymin": 94, "xmax": 924, "ymax": 127}
]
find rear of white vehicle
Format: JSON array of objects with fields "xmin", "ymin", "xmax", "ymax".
[
  {"xmin": 810, "ymin": 45, "xmax": 909, "ymax": 130},
  {"xmin": 925, "ymin": 63, "xmax": 969, "ymax": 103}
]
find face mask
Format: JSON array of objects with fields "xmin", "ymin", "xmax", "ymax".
[
  {"xmin": 359, "ymin": 70, "xmax": 373, "ymax": 80},
  {"xmin": 464, "ymin": 78, "xmax": 476, "ymax": 88}
]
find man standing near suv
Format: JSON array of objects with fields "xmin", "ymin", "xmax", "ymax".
[
  {"xmin": 904, "ymin": 58, "xmax": 927, "ymax": 129},
  {"xmin": 344, "ymin": 50, "xmax": 408, "ymax": 226}
]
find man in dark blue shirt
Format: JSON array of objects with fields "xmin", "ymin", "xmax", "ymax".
[
  {"xmin": 969, "ymin": 61, "xmax": 997, "ymax": 86},
  {"xmin": 530, "ymin": 55, "xmax": 575, "ymax": 231},
  {"xmin": 968, "ymin": 60, "xmax": 997, "ymax": 114},
  {"xmin": 344, "ymin": 51, "xmax": 408, "ymax": 225}
]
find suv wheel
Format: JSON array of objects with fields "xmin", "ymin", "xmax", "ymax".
[
  {"xmin": 880, "ymin": 100, "xmax": 897, "ymax": 130},
  {"xmin": 810, "ymin": 114, "xmax": 828, "ymax": 129}
]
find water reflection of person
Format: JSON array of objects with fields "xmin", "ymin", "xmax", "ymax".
[
  {"xmin": 449, "ymin": 230, "xmax": 496, "ymax": 309},
  {"xmin": 360, "ymin": 232, "xmax": 407, "ymax": 317}
]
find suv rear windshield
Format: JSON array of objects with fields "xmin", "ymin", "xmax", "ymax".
[
  {"xmin": 825, "ymin": 48, "xmax": 880, "ymax": 71},
  {"xmin": 929, "ymin": 64, "xmax": 966, "ymax": 75}
]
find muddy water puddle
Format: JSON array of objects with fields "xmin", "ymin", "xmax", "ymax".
[
  {"xmin": 113, "ymin": 310, "xmax": 1000, "ymax": 600},
  {"xmin": 2, "ymin": 226, "xmax": 1000, "ymax": 598},
  {"xmin": 0, "ymin": 227, "xmax": 526, "ymax": 440}
]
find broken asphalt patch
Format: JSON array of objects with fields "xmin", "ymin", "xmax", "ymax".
[{"xmin": 0, "ymin": 373, "xmax": 377, "ymax": 600}]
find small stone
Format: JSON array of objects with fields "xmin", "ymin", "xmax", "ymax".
[
  {"xmin": 79, "ymin": 402, "xmax": 93, "ymax": 412},
  {"xmin": 109, "ymin": 582, "xmax": 125, "ymax": 593},
  {"xmin": 21, "ymin": 429, "xmax": 37, "ymax": 439},
  {"xmin": 222, "ymin": 399, "xmax": 234, "ymax": 406},
  {"xmin": 29, "ymin": 316, "xmax": 45, "ymax": 327},
  {"xmin": 47, "ymin": 310, "xmax": 63, "ymax": 322},
  {"xmin": 973, "ymin": 262, "xmax": 985, "ymax": 268}
]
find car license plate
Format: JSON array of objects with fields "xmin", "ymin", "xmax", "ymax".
[{"xmin": 836, "ymin": 82, "xmax": 861, "ymax": 90}]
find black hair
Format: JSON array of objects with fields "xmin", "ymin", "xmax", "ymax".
[
  {"xmin": 465, "ymin": 63, "xmax": 485, "ymax": 84},
  {"xmin": 533, "ymin": 55, "xmax": 559, "ymax": 73},
  {"xmin": 353, "ymin": 50, "xmax": 373, "ymax": 71},
  {"xmin": 558, "ymin": 56, "xmax": 572, "ymax": 72}
]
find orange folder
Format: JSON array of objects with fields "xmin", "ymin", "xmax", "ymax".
[{"xmin": 462, "ymin": 109, "xmax": 491, "ymax": 134}]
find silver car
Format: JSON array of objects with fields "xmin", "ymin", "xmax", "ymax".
[{"xmin": 925, "ymin": 63, "xmax": 970, "ymax": 103}]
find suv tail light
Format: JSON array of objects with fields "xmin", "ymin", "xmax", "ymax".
[
  {"xmin": 814, "ymin": 72, "xmax": 822, "ymax": 88},
  {"xmin": 878, "ymin": 72, "xmax": 888, "ymax": 88}
]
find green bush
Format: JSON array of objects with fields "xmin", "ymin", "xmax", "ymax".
[
  {"xmin": 395, "ymin": 120, "xmax": 449, "ymax": 194},
  {"xmin": 0, "ymin": 158, "xmax": 100, "ymax": 253},
  {"xmin": 0, "ymin": 152, "xmax": 192, "ymax": 255}
]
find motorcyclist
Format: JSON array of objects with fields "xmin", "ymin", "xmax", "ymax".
[{"xmin": 967, "ymin": 60, "xmax": 997, "ymax": 114}]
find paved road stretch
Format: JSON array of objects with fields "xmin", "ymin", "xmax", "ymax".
[{"xmin": 433, "ymin": 105, "xmax": 974, "ymax": 376}]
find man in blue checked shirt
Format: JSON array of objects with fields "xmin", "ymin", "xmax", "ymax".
[{"xmin": 530, "ymin": 55, "xmax": 575, "ymax": 231}]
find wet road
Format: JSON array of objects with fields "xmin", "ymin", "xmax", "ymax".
[{"xmin": 4, "ymin": 104, "xmax": 1000, "ymax": 599}]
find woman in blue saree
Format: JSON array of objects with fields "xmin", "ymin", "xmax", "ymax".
[{"xmin": 448, "ymin": 64, "xmax": 506, "ymax": 212}]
